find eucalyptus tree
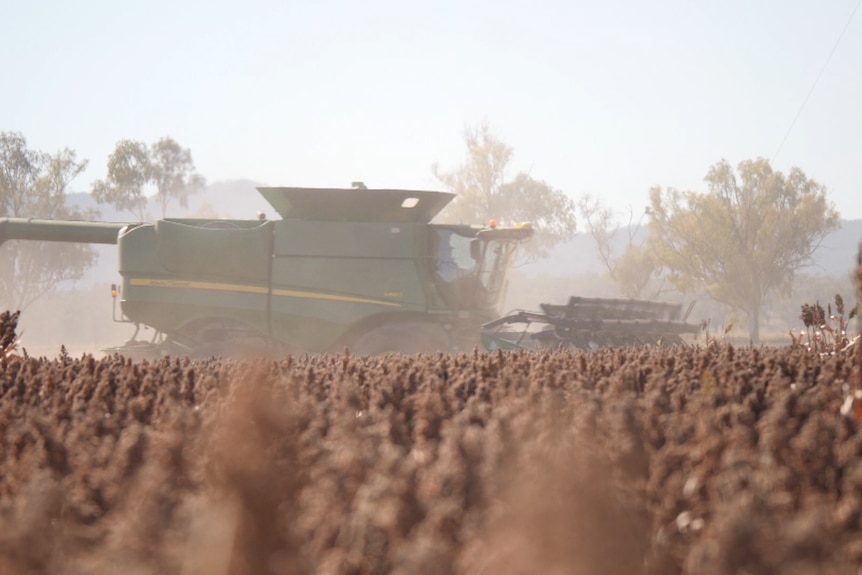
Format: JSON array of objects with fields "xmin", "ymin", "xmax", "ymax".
[{"xmin": 647, "ymin": 158, "xmax": 839, "ymax": 342}]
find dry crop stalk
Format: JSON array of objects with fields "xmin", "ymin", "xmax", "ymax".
[
  {"xmin": 796, "ymin": 295, "xmax": 857, "ymax": 354},
  {"xmin": 788, "ymin": 329, "xmax": 805, "ymax": 348},
  {"xmin": 0, "ymin": 310, "xmax": 23, "ymax": 366},
  {"xmin": 856, "ymin": 244, "xmax": 861, "ymax": 391},
  {"xmin": 1, "ymin": 337, "xmax": 23, "ymax": 366}
]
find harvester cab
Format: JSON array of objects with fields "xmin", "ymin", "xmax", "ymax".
[{"xmin": 430, "ymin": 224, "xmax": 529, "ymax": 311}]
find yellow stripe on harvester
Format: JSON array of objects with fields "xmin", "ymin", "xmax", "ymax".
[{"xmin": 129, "ymin": 278, "xmax": 402, "ymax": 307}]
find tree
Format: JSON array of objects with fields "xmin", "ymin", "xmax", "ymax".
[
  {"xmin": 91, "ymin": 137, "xmax": 205, "ymax": 220},
  {"xmin": 91, "ymin": 140, "xmax": 150, "ymax": 220},
  {"xmin": 433, "ymin": 121, "xmax": 576, "ymax": 259},
  {"xmin": 0, "ymin": 132, "xmax": 97, "ymax": 310},
  {"xmin": 646, "ymin": 158, "xmax": 840, "ymax": 343},
  {"xmin": 577, "ymin": 194, "xmax": 659, "ymax": 298},
  {"xmin": 150, "ymin": 137, "xmax": 206, "ymax": 218}
]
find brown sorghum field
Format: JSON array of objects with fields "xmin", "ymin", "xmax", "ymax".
[{"xmin": 0, "ymin": 257, "xmax": 859, "ymax": 574}]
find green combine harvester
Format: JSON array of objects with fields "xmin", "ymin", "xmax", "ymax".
[{"xmin": 1, "ymin": 186, "xmax": 533, "ymax": 357}]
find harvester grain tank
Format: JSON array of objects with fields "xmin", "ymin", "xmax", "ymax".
[{"xmin": 1, "ymin": 186, "xmax": 533, "ymax": 357}]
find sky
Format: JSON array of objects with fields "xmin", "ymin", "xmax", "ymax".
[{"xmin": 3, "ymin": 0, "xmax": 861, "ymax": 222}]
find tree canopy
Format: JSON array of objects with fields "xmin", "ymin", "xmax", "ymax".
[
  {"xmin": 433, "ymin": 122, "xmax": 576, "ymax": 259},
  {"xmin": 0, "ymin": 132, "xmax": 97, "ymax": 310},
  {"xmin": 647, "ymin": 158, "xmax": 840, "ymax": 342},
  {"xmin": 91, "ymin": 137, "xmax": 205, "ymax": 220}
]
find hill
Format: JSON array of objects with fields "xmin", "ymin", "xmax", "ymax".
[{"xmin": 520, "ymin": 219, "xmax": 862, "ymax": 280}]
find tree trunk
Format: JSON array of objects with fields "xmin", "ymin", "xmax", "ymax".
[{"xmin": 748, "ymin": 301, "xmax": 761, "ymax": 344}]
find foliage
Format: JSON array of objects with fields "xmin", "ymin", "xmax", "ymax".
[
  {"xmin": 496, "ymin": 173, "xmax": 578, "ymax": 259},
  {"xmin": 613, "ymin": 244, "xmax": 659, "ymax": 298},
  {"xmin": 91, "ymin": 137, "xmax": 205, "ymax": 220},
  {"xmin": 433, "ymin": 121, "xmax": 512, "ymax": 223},
  {"xmin": 91, "ymin": 140, "xmax": 150, "ymax": 220},
  {"xmin": 433, "ymin": 121, "xmax": 577, "ymax": 260},
  {"xmin": 647, "ymin": 158, "xmax": 840, "ymax": 343},
  {"xmin": 0, "ymin": 132, "xmax": 97, "ymax": 310},
  {"xmin": 150, "ymin": 137, "xmax": 207, "ymax": 218}
]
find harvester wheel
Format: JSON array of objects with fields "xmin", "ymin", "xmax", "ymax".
[{"xmin": 351, "ymin": 322, "xmax": 452, "ymax": 356}]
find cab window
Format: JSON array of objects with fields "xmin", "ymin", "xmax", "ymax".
[{"xmin": 435, "ymin": 229, "xmax": 476, "ymax": 282}]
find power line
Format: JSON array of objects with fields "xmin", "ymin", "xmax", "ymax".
[{"xmin": 772, "ymin": 0, "xmax": 862, "ymax": 163}]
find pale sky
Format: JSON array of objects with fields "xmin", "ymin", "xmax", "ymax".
[{"xmin": 3, "ymin": 0, "xmax": 861, "ymax": 221}]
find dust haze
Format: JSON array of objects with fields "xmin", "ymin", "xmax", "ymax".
[
  {"xmin": 4, "ymin": 181, "xmax": 859, "ymax": 356},
  {"xmin": 12, "ymin": 284, "xmax": 131, "ymax": 358}
]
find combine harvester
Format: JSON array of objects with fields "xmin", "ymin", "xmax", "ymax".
[{"xmin": 1, "ymin": 187, "xmax": 531, "ymax": 357}]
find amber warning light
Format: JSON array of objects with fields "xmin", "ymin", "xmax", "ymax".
[{"xmin": 111, "ymin": 284, "xmax": 118, "ymax": 298}]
